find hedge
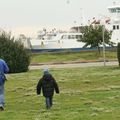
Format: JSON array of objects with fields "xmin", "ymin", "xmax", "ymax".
[{"xmin": 0, "ymin": 31, "xmax": 30, "ymax": 73}]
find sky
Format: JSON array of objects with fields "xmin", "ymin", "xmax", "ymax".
[{"xmin": 0, "ymin": 0, "xmax": 119, "ymax": 37}]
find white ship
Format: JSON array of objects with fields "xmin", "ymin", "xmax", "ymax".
[
  {"xmin": 19, "ymin": 31, "xmax": 86, "ymax": 51},
  {"xmin": 20, "ymin": 3, "xmax": 120, "ymax": 51},
  {"xmin": 31, "ymin": 32, "xmax": 85, "ymax": 51}
]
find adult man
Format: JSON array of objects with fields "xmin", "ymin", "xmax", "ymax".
[
  {"xmin": 37, "ymin": 68, "xmax": 59, "ymax": 109},
  {"xmin": 0, "ymin": 59, "xmax": 9, "ymax": 111}
]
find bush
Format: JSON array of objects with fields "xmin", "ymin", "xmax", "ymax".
[
  {"xmin": 0, "ymin": 31, "xmax": 31, "ymax": 73},
  {"xmin": 117, "ymin": 42, "xmax": 120, "ymax": 67}
]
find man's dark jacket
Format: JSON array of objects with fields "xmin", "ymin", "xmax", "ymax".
[{"xmin": 37, "ymin": 74, "xmax": 59, "ymax": 97}]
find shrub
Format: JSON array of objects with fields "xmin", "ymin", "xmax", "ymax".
[
  {"xmin": 0, "ymin": 31, "xmax": 31, "ymax": 73},
  {"xmin": 117, "ymin": 42, "xmax": 120, "ymax": 67}
]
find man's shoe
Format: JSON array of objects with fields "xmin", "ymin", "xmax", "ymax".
[{"xmin": 0, "ymin": 106, "xmax": 4, "ymax": 111}]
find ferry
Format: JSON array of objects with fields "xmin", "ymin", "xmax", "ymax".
[
  {"xmin": 20, "ymin": 32, "xmax": 87, "ymax": 52},
  {"xmin": 20, "ymin": 3, "xmax": 120, "ymax": 52},
  {"xmin": 33, "ymin": 32, "xmax": 85, "ymax": 51}
]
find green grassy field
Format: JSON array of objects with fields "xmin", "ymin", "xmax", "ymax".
[
  {"xmin": 0, "ymin": 66, "xmax": 120, "ymax": 120},
  {"xmin": 31, "ymin": 51, "xmax": 117, "ymax": 63}
]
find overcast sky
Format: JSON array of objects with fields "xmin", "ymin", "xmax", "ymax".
[{"xmin": 0, "ymin": 0, "xmax": 119, "ymax": 37}]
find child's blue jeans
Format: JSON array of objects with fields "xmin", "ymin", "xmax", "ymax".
[{"xmin": 45, "ymin": 97, "xmax": 53, "ymax": 109}]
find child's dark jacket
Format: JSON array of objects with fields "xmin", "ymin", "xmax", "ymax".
[{"xmin": 37, "ymin": 74, "xmax": 59, "ymax": 97}]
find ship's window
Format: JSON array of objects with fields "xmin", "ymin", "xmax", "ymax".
[
  {"xmin": 109, "ymin": 8, "xmax": 116, "ymax": 13},
  {"xmin": 116, "ymin": 8, "xmax": 120, "ymax": 13},
  {"xmin": 113, "ymin": 25, "xmax": 116, "ymax": 30},
  {"xmin": 117, "ymin": 25, "xmax": 119, "ymax": 29},
  {"xmin": 68, "ymin": 35, "xmax": 76, "ymax": 39},
  {"xmin": 76, "ymin": 35, "xmax": 82, "ymax": 40},
  {"xmin": 61, "ymin": 35, "xmax": 68, "ymax": 39}
]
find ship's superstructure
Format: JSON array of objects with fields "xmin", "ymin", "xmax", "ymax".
[{"xmin": 107, "ymin": 3, "xmax": 120, "ymax": 44}]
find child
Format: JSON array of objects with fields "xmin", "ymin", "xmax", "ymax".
[{"xmin": 37, "ymin": 68, "xmax": 59, "ymax": 109}]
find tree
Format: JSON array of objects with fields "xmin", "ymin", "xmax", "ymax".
[
  {"xmin": 0, "ymin": 30, "xmax": 31, "ymax": 73},
  {"xmin": 80, "ymin": 25, "xmax": 113, "ymax": 53},
  {"xmin": 117, "ymin": 42, "xmax": 120, "ymax": 67}
]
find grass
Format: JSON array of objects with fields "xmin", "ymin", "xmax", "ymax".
[
  {"xmin": 0, "ymin": 66, "xmax": 120, "ymax": 120},
  {"xmin": 31, "ymin": 51, "xmax": 117, "ymax": 63}
]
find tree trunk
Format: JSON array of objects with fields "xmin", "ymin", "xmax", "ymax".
[{"xmin": 97, "ymin": 45, "xmax": 101, "ymax": 54}]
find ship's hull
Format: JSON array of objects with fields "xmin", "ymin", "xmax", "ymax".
[
  {"xmin": 30, "ymin": 39, "xmax": 85, "ymax": 50},
  {"xmin": 30, "ymin": 47, "xmax": 98, "ymax": 53}
]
